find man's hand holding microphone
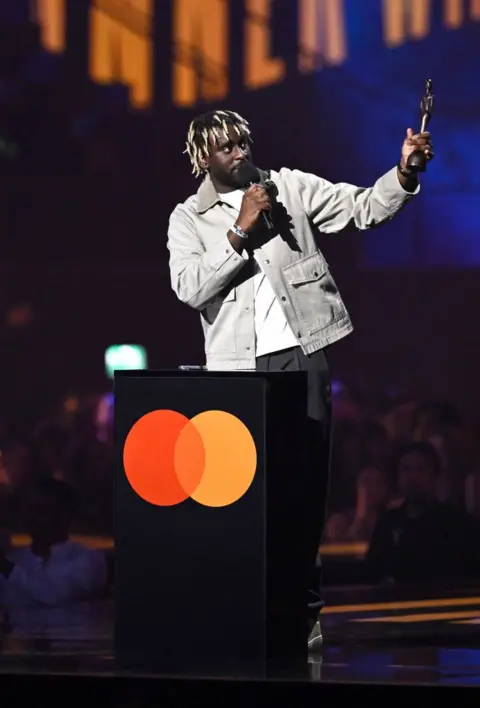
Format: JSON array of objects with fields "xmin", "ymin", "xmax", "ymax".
[{"xmin": 228, "ymin": 165, "xmax": 272, "ymax": 252}]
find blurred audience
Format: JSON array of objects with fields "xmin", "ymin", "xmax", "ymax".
[
  {"xmin": 364, "ymin": 442, "xmax": 479, "ymax": 584},
  {"xmin": 325, "ymin": 465, "xmax": 390, "ymax": 543},
  {"xmin": 322, "ymin": 388, "xmax": 480, "ymax": 585},
  {"xmin": 1, "ymin": 380, "xmax": 480, "ymax": 598},
  {"xmin": 411, "ymin": 401, "xmax": 472, "ymax": 508},
  {"xmin": 380, "ymin": 395, "xmax": 418, "ymax": 448},
  {"xmin": 328, "ymin": 421, "xmax": 364, "ymax": 512},
  {"xmin": 331, "ymin": 380, "xmax": 365, "ymax": 423},
  {"xmin": 0, "ymin": 478, "xmax": 106, "ymax": 606}
]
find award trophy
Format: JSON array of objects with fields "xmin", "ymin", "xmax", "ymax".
[{"xmin": 406, "ymin": 78, "xmax": 434, "ymax": 172}]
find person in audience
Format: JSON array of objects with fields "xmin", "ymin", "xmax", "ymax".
[
  {"xmin": 380, "ymin": 395, "xmax": 418, "ymax": 448},
  {"xmin": 0, "ymin": 440, "xmax": 35, "ymax": 533},
  {"xmin": 328, "ymin": 421, "xmax": 390, "ymax": 514},
  {"xmin": 363, "ymin": 422, "xmax": 391, "ymax": 470},
  {"xmin": 365, "ymin": 441, "xmax": 479, "ymax": 584},
  {"xmin": 326, "ymin": 466, "xmax": 390, "ymax": 543},
  {"xmin": 412, "ymin": 401, "xmax": 471, "ymax": 507},
  {"xmin": 0, "ymin": 478, "xmax": 106, "ymax": 606},
  {"xmin": 331, "ymin": 381, "xmax": 365, "ymax": 423},
  {"xmin": 67, "ymin": 410, "xmax": 114, "ymax": 535},
  {"xmin": 1, "ymin": 440, "xmax": 32, "ymax": 491},
  {"xmin": 31, "ymin": 425, "xmax": 70, "ymax": 481},
  {"xmin": 412, "ymin": 401, "xmax": 463, "ymax": 443},
  {"xmin": 328, "ymin": 421, "xmax": 365, "ymax": 512}
]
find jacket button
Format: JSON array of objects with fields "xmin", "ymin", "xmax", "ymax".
[
  {"xmin": 313, "ymin": 271, "xmax": 318, "ymax": 277},
  {"xmin": 281, "ymin": 296, "xmax": 286, "ymax": 301},
  {"xmin": 297, "ymin": 332, "xmax": 301, "ymax": 338},
  {"xmin": 265, "ymin": 259, "xmax": 270, "ymax": 264},
  {"xmin": 246, "ymin": 346, "xmax": 251, "ymax": 351}
]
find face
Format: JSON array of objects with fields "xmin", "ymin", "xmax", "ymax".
[
  {"xmin": 397, "ymin": 451, "xmax": 437, "ymax": 503},
  {"xmin": 202, "ymin": 126, "xmax": 252, "ymax": 191}
]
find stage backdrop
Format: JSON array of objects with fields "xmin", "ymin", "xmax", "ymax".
[
  {"xmin": 1, "ymin": 1, "xmax": 480, "ymax": 418},
  {"xmin": 19, "ymin": 0, "xmax": 480, "ymax": 268}
]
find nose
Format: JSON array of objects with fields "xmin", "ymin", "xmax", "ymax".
[{"xmin": 232, "ymin": 144, "xmax": 248, "ymax": 161}]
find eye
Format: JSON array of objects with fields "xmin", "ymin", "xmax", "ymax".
[{"xmin": 222, "ymin": 145, "xmax": 232, "ymax": 153}]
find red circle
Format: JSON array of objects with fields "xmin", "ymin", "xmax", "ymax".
[{"xmin": 123, "ymin": 410, "xmax": 205, "ymax": 506}]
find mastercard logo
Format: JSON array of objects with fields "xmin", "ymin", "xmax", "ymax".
[{"xmin": 122, "ymin": 409, "xmax": 257, "ymax": 507}]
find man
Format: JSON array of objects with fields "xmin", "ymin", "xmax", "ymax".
[
  {"xmin": 167, "ymin": 109, "xmax": 433, "ymax": 650},
  {"xmin": 365, "ymin": 441, "xmax": 479, "ymax": 583},
  {"xmin": 0, "ymin": 478, "xmax": 107, "ymax": 606}
]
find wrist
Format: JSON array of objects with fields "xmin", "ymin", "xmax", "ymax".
[
  {"xmin": 397, "ymin": 159, "xmax": 415, "ymax": 177},
  {"xmin": 232, "ymin": 222, "xmax": 249, "ymax": 239}
]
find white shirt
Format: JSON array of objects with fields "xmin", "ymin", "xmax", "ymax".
[
  {"xmin": 0, "ymin": 541, "xmax": 107, "ymax": 606},
  {"xmin": 221, "ymin": 189, "xmax": 298, "ymax": 357}
]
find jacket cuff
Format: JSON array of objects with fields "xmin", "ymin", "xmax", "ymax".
[{"xmin": 382, "ymin": 165, "xmax": 421, "ymax": 198}]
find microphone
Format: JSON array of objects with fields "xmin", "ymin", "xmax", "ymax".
[{"xmin": 236, "ymin": 163, "xmax": 274, "ymax": 231}]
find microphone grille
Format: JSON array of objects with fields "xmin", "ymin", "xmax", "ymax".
[{"xmin": 236, "ymin": 163, "xmax": 260, "ymax": 186}]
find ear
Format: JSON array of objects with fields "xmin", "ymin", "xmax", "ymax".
[{"xmin": 199, "ymin": 155, "xmax": 209, "ymax": 171}]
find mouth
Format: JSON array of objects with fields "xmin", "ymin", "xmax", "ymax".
[{"xmin": 231, "ymin": 162, "xmax": 246, "ymax": 173}]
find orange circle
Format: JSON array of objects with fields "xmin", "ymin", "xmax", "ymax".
[
  {"xmin": 123, "ymin": 410, "xmax": 205, "ymax": 506},
  {"xmin": 177, "ymin": 410, "xmax": 257, "ymax": 507},
  {"xmin": 122, "ymin": 409, "xmax": 257, "ymax": 507}
]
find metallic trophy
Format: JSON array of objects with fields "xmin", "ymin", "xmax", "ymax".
[{"xmin": 406, "ymin": 78, "xmax": 434, "ymax": 172}]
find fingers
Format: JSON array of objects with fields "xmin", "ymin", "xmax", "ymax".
[
  {"xmin": 406, "ymin": 129, "xmax": 433, "ymax": 158},
  {"xmin": 407, "ymin": 134, "xmax": 431, "ymax": 144},
  {"xmin": 246, "ymin": 183, "xmax": 266, "ymax": 195},
  {"xmin": 416, "ymin": 141, "xmax": 433, "ymax": 151},
  {"xmin": 257, "ymin": 196, "xmax": 272, "ymax": 211},
  {"xmin": 246, "ymin": 184, "xmax": 271, "ymax": 209},
  {"xmin": 418, "ymin": 143, "xmax": 433, "ymax": 157},
  {"xmin": 406, "ymin": 130, "xmax": 431, "ymax": 142},
  {"xmin": 412, "ymin": 133, "xmax": 431, "ymax": 142}
]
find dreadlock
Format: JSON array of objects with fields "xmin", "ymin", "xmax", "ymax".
[{"xmin": 184, "ymin": 110, "xmax": 252, "ymax": 178}]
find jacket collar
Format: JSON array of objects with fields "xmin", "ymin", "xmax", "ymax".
[
  {"xmin": 196, "ymin": 174, "xmax": 220, "ymax": 213},
  {"xmin": 195, "ymin": 169, "xmax": 271, "ymax": 214}
]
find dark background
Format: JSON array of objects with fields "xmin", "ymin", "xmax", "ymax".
[{"xmin": 0, "ymin": 0, "xmax": 479, "ymax": 424}]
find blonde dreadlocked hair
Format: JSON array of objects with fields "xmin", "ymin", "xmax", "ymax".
[{"xmin": 184, "ymin": 110, "xmax": 252, "ymax": 178}]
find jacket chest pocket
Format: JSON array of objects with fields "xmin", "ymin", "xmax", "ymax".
[{"xmin": 282, "ymin": 252, "xmax": 341, "ymax": 335}]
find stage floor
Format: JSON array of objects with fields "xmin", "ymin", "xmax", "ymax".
[
  {"xmin": 318, "ymin": 584, "xmax": 480, "ymax": 685},
  {"xmin": 0, "ymin": 584, "xmax": 479, "ymax": 688}
]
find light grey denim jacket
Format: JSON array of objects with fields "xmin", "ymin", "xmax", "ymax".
[{"xmin": 167, "ymin": 166, "xmax": 419, "ymax": 370}]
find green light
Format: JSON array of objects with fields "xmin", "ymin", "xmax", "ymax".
[{"xmin": 105, "ymin": 344, "xmax": 147, "ymax": 379}]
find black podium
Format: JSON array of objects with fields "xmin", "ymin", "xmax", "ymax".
[{"xmin": 114, "ymin": 370, "xmax": 309, "ymax": 676}]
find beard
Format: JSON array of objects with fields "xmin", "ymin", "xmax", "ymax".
[{"xmin": 210, "ymin": 162, "xmax": 253, "ymax": 191}]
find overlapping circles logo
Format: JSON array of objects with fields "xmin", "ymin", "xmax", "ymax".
[{"xmin": 122, "ymin": 409, "xmax": 257, "ymax": 507}]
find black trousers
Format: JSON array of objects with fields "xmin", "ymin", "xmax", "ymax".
[{"xmin": 256, "ymin": 346, "xmax": 332, "ymax": 630}]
